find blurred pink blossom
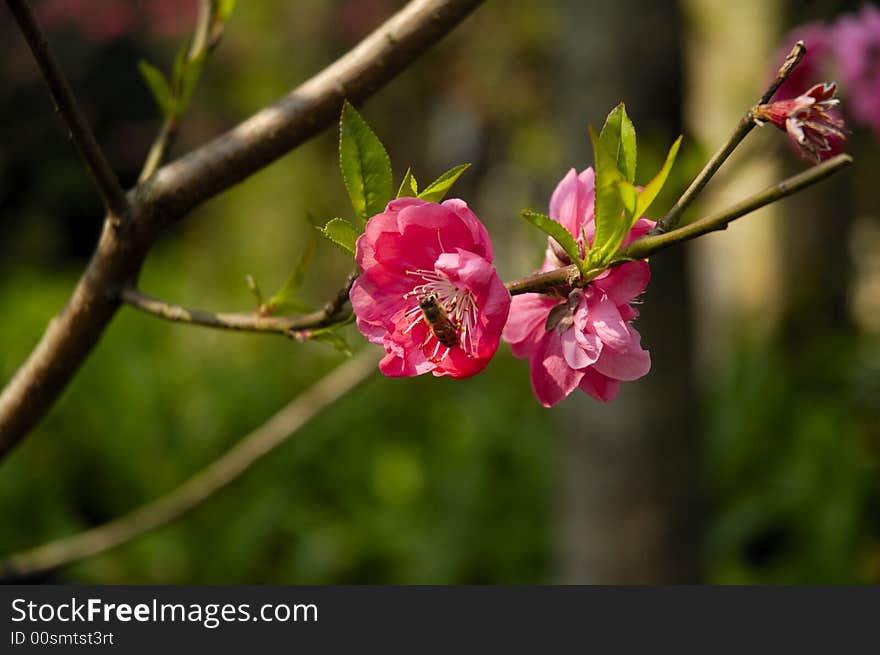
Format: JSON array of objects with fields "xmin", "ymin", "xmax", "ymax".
[
  {"xmin": 350, "ymin": 198, "xmax": 510, "ymax": 379},
  {"xmin": 831, "ymin": 4, "xmax": 880, "ymax": 137},
  {"xmin": 503, "ymin": 168, "xmax": 653, "ymax": 407},
  {"xmin": 774, "ymin": 22, "xmax": 834, "ymax": 101},
  {"xmin": 36, "ymin": 0, "xmax": 196, "ymax": 43}
]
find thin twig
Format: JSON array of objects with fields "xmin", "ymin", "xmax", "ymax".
[
  {"xmin": 5, "ymin": 0, "xmax": 128, "ymax": 221},
  {"xmin": 623, "ymin": 154, "xmax": 852, "ymax": 259},
  {"xmin": 651, "ymin": 40, "xmax": 807, "ymax": 235},
  {"xmin": 121, "ymin": 285, "xmax": 352, "ymax": 335},
  {"xmin": 0, "ymin": 349, "xmax": 379, "ymax": 579},
  {"xmin": 0, "ymin": 0, "xmax": 484, "ymax": 461},
  {"xmin": 504, "ymin": 154, "xmax": 852, "ymax": 296},
  {"xmin": 138, "ymin": 0, "xmax": 215, "ymax": 182}
]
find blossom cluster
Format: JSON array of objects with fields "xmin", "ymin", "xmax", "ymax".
[{"xmin": 350, "ymin": 168, "xmax": 653, "ymax": 407}]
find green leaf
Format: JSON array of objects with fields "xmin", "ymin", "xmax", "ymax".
[
  {"xmin": 178, "ymin": 52, "xmax": 206, "ymax": 112},
  {"xmin": 417, "ymin": 163, "xmax": 471, "ymax": 202},
  {"xmin": 598, "ymin": 103, "xmax": 637, "ymax": 183},
  {"xmin": 634, "ymin": 135, "xmax": 682, "ymax": 218},
  {"xmin": 138, "ymin": 60, "xmax": 175, "ymax": 118},
  {"xmin": 521, "ymin": 210, "xmax": 586, "ymax": 275},
  {"xmin": 396, "ymin": 167, "xmax": 419, "ymax": 198},
  {"xmin": 264, "ymin": 238, "xmax": 316, "ymax": 314},
  {"xmin": 171, "ymin": 44, "xmax": 188, "ymax": 96},
  {"xmin": 244, "ymin": 274, "xmax": 263, "ymax": 307},
  {"xmin": 310, "ymin": 332, "xmax": 353, "ymax": 356},
  {"xmin": 339, "ymin": 101, "xmax": 393, "ymax": 220},
  {"xmin": 588, "ymin": 125, "xmax": 628, "ymax": 264},
  {"xmin": 270, "ymin": 298, "xmax": 315, "ymax": 315},
  {"xmin": 318, "ymin": 218, "xmax": 360, "ymax": 257},
  {"xmin": 306, "ymin": 314, "xmax": 357, "ymax": 355},
  {"xmin": 215, "ymin": 0, "xmax": 237, "ymax": 21}
]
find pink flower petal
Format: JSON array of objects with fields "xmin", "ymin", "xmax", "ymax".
[
  {"xmin": 591, "ymin": 327, "xmax": 651, "ymax": 381},
  {"xmin": 578, "ymin": 369, "xmax": 621, "ymax": 403},
  {"xmin": 580, "ymin": 292, "xmax": 629, "ymax": 350},
  {"xmin": 592, "ymin": 260, "xmax": 650, "ymax": 305},
  {"xmin": 529, "ymin": 332, "xmax": 585, "ymax": 407},
  {"xmin": 561, "ymin": 328, "xmax": 600, "ymax": 369}
]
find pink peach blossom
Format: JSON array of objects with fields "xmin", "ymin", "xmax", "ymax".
[
  {"xmin": 503, "ymin": 168, "xmax": 653, "ymax": 407},
  {"xmin": 753, "ymin": 82, "xmax": 848, "ymax": 162},
  {"xmin": 350, "ymin": 198, "xmax": 510, "ymax": 379}
]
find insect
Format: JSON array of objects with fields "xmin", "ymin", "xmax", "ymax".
[{"xmin": 419, "ymin": 293, "xmax": 459, "ymax": 348}]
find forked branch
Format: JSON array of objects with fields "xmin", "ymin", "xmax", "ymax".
[{"xmin": 0, "ymin": 0, "xmax": 485, "ymax": 461}]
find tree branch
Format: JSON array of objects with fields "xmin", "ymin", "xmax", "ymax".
[
  {"xmin": 121, "ymin": 280, "xmax": 354, "ymax": 337},
  {"xmin": 142, "ymin": 0, "xmax": 486, "ymax": 226},
  {"xmin": 651, "ymin": 40, "xmax": 806, "ymax": 235},
  {"xmin": 5, "ymin": 0, "xmax": 128, "ymax": 221},
  {"xmin": 0, "ymin": 0, "xmax": 485, "ymax": 462},
  {"xmin": 505, "ymin": 154, "xmax": 853, "ymax": 296},
  {"xmin": 0, "ymin": 349, "xmax": 379, "ymax": 579}
]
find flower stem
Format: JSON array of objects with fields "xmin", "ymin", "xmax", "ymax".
[{"xmin": 651, "ymin": 40, "xmax": 807, "ymax": 235}]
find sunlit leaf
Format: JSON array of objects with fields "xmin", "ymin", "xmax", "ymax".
[
  {"xmin": 339, "ymin": 101, "xmax": 393, "ymax": 220},
  {"xmin": 588, "ymin": 126, "xmax": 628, "ymax": 264},
  {"xmin": 396, "ymin": 167, "xmax": 419, "ymax": 198},
  {"xmin": 634, "ymin": 135, "xmax": 682, "ymax": 218},
  {"xmin": 318, "ymin": 217, "xmax": 360, "ymax": 257},
  {"xmin": 521, "ymin": 210, "xmax": 586, "ymax": 274},
  {"xmin": 598, "ymin": 103, "xmax": 637, "ymax": 183},
  {"xmin": 417, "ymin": 163, "xmax": 471, "ymax": 203},
  {"xmin": 263, "ymin": 238, "xmax": 316, "ymax": 315},
  {"xmin": 215, "ymin": 0, "xmax": 237, "ymax": 22}
]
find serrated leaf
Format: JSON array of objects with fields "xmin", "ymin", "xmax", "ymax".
[
  {"xmin": 634, "ymin": 135, "xmax": 682, "ymax": 218},
  {"xmin": 138, "ymin": 60, "xmax": 175, "ymax": 118},
  {"xmin": 339, "ymin": 101, "xmax": 393, "ymax": 220},
  {"xmin": 318, "ymin": 217, "xmax": 360, "ymax": 257},
  {"xmin": 589, "ymin": 125, "xmax": 628, "ymax": 265},
  {"xmin": 396, "ymin": 167, "xmax": 419, "ymax": 198},
  {"xmin": 417, "ymin": 163, "xmax": 471, "ymax": 202},
  {"xmin": 598, "ymin": 103, "xmax": 637, "ymax": 183},
  {"xmin": 264, "ymin": 238, "xmax": 316, "ymax": 315},
  {"xmin": 522, "ymin": 210, "xmax": 586, "ymax": 275}
]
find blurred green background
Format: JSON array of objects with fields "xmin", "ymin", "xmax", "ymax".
[{"xmin": 1, "ymin": 0, "xmax": 877, "ymax": 583}]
